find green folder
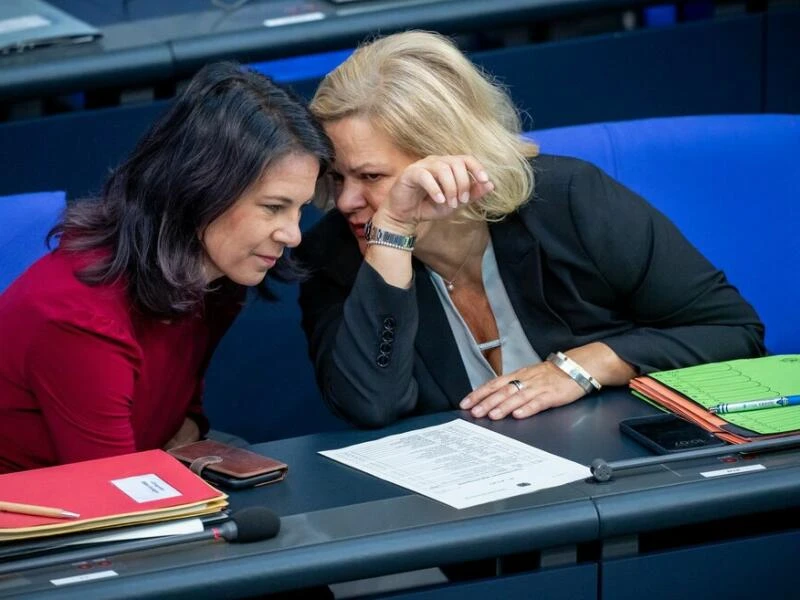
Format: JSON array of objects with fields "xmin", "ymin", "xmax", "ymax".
[{"xmin": 649, "ymin": 355, "xmax": 800, "ymax": 435}]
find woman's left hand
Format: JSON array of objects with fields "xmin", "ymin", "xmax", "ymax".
[
  {"xmin": 459, "ymin": 361, "xmax": 587, "ymax": 420},
  {"xmin": 460, "ymin": 343, "xmax": 637, "ymax": 420},
  {"xmin": 164, "ymin": 417, "xmax": 201, "ymax": 449}
]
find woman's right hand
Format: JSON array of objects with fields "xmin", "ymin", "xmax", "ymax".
[{"xmin": 377, "ymin": 155, "xmax": 494, "ymax": 231}]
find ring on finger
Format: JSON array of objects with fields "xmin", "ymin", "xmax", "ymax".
[{"xmin": 508, "ymin": 379, "xmax": 524, "ymax": 392}]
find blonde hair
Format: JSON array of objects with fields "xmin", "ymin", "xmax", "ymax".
[{"xmin": 311, "ymin": 30, "xmax": 538, "ymax": 220}]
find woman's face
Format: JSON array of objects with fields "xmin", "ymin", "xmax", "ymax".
[
  {"xmin": 202, "ymin": 152, "xmax": 320, "ymax": 286},
  {"xmin": 325, "ymin": 116, "xmax": 418, "ymax": 253}
]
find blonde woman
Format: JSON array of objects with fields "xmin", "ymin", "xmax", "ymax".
[{"xmin": 296, "ymin": 31, "xmax": 764, "ymax": 428}]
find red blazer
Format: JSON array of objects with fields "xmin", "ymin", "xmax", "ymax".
[{"xmin": 0, "ymin": 249, "xmax": 239, "ymax": 473}]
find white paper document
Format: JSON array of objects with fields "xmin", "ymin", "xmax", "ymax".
[{"xmin": 319, "ymin": 419, "xmax": 590, "ymax": 509}]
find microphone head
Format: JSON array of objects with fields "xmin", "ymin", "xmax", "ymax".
[{"xmin": 230, "ymin": 507, "xmax": 281, "ymax": 543}]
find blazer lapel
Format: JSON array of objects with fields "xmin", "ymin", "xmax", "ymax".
[
  {"xmin": 491, "ymin": 212, "xmax": 573, "ymax": 357},
  {"xmin": 413, "ymin": 259, "xmax": 472, "ymax": 403}
]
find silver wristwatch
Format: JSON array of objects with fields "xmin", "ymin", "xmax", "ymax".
[
  {"xmin": 546, "ymin": 351, "xmax": 602, "ymax": 395},
  {"xmin": 364, "ymin": 219, "xmax": 416, "ymax": 252}
]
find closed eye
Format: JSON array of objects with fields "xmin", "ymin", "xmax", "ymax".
[
  {"xmin": 261, "ymin": 204, "xmax": 283, "ymax": 214},
  {"xmin": 361, "ymin": 173, "xmax": 383, "ymax": 182}
]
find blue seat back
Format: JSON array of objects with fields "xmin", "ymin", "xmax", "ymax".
[
  {"xmin": 0, "ymin": 191, "xmax": 65, "ymax": 293},
  {"xmin": 527, "ymin": 114, "xmax": 800, "ymax": 354}
]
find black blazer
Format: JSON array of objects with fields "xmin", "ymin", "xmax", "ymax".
[{"xmin": 296, "ymin": 155, "xmax": 765, "ymax": 428}]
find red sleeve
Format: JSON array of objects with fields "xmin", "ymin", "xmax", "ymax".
[
  {"xmin": 186, "ymin": 380, "xmax": 210, "ymax": 437},
  {"xmin": 26, "ymin": 315, "xmax": 142, "ymax": 464},
  {"xmin": 185, "ymin": 293, "xmax": 242, "ymax": 436}
]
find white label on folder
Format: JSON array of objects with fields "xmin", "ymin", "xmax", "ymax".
[
  {"xmin": 51, "ymin": 571, "xmax": 118, "ymax": 586},
  {"xmin": 700, "ymin": 464, "xmax": 765, "ymax": 478},
  {"xmin": 0, "ymin": 15, "xmax": 51, "ymax": 35},
  {"xmin": 111, "ymin": 474, "xmax": 181, "ymax": 503}
]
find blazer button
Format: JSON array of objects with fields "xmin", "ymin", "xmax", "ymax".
[
  {"xmin": 376, "ymin": 354, "xmax": 390, "ymax": 368},
  {"xmin": 382, "ymin": 316, "xmax": 396, "ymax": 330},
  {"xmin": 379, "ymin": 342, "xmax": 392, "ymax": 353}
]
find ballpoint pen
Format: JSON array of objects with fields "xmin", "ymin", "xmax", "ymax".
[
  {"xmin": 708, "ymin": 395, "xmax": 800, "ymax": 414},
  {"xmin": 0, "ymin": 500, "xmax": 80, "ymax": 519}
]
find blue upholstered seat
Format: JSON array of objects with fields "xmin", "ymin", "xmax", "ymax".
[
  {"xmin": 527, "ymin": 114, "xmax": 800, "ymax": 354},
  {"xmin": 0, "ymin": 191, "xmax": 65, "ymax": 293}
]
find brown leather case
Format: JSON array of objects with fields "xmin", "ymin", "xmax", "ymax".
[{"xmin": 168, "ymin": 439, "xmax": 288, "ymax": 481}]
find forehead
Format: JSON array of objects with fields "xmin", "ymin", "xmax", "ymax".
[
  {"xmin": 249, "ymin": 153, "xmax": 320, "ymax": 198},
  {"xmin": 324, "ymin": 116, "xmax": 412, "ymax": 169}
]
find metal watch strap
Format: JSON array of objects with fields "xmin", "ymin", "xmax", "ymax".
[
  {"xmin": 546, "ymin": 351, "xmax": 602, "ymax": 394},
  {"xmin": 364, "ymin": 219, "xmax": 416, "ymax": 252}
]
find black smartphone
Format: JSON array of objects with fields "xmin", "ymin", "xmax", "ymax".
[{"xmin": 620, "ymin": 413, "xmax": 726, "ymax": 454}]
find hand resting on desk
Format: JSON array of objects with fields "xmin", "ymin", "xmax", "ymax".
[{"xmin": 460, "ymin": 342, "xmax": 638, "ymax": 420}]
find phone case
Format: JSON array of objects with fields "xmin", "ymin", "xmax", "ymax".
[{"xmin": 168, "ymin": 440, "xmax": 288, "ymax": 487}]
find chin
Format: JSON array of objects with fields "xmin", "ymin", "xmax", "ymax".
[{"xmin": 229, "ymin": 271, "xmax": 268, "ymax": 287}]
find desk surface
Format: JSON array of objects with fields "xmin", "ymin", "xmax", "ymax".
[
  {"xmin": 3, "ymin": 388, "xmax": 799, "ymax": 599},
  {"xmin": 1, "ymin": 0, "xmax": 658, "ymax": 102}
]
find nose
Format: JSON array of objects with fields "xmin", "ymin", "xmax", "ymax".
[
  {"xmin": 336, "ymin": 179, "xmax": 367, "ymax": 214},
  {"xmin": 274, "ymin": 215, "xmax": 302, "ymax": 249}
]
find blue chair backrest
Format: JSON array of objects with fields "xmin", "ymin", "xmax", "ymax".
[
  {"xmin": 527, "ymin": 114, "xmax": 800, "ymax": 354},
  {"xmin": 0, "ymin": 191, "xmax": 65, "ymax": 293}
]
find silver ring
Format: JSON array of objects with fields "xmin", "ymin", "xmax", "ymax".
[{"xmin": 508, "ymin": 379, "xmax": 524, "ymax": 392}]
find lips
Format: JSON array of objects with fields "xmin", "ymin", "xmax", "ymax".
[
  {"xmin": 349, "ymin": 222, "xmax": 366, "ymax": 238},
  {"xmin": 256, "ymin": 255, "xmax": 279, "ymax": 268}
]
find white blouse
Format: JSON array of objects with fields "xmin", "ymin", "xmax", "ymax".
[{"xmin": 427, "ymin": 238, "xmax": 541, "ymax": 390}]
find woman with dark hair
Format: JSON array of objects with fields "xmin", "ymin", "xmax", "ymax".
[{"xmin": 0, "ymin": 62, "xmax": 332, "ymax": 473}]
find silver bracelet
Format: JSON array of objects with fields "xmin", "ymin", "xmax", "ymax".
[
  {"xmin": 546, "ymin": 351, "xmax": 602, "ymax": 395},
  {"xmin": 365, "ymin": 239, "xmax": 415, "ymax": 252}
]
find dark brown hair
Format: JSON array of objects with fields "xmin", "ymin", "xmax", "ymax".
[{"xmin": 49, "ymin": 62, "xmax": 332, "ymax": 316}]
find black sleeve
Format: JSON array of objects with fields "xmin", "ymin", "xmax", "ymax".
[
  {"xmin": 298, "ymin": 251, "xmax": 420, "ymax": 428},
  {"xmin": 565, "ymin": 161, "xmax": 766, "ymax": 373}
]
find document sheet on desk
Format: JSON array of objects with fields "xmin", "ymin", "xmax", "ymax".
[{"xmin": 319, "ymin": 419, "xmax": 590, "ymax": 509}]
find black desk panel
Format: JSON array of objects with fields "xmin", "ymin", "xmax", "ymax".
[
  {"xmin": 1, "ymin": 0, "xmax": 660, "ymax": 102},
  {"xmin": 373, "ymin": 565, "xmax": 597, "ymax": 600},
  {"xmin": 473, "ymin": 14, "xmax": 763, "ymax": 130},
  {"xmin": 602, "ymin": 529, "xmax": 800, "ymax": 600},
  {"xmin": 2, "ymin": 389, "xmax": 799, "ymax": 599},
  {"xmin": 588, "ymin": 453, "xmax": 800, "ymax": 537},
  {"xmin": 765, "ymin": 7, "xmax": 800, "ymax": 113}
]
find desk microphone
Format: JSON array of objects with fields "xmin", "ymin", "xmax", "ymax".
[
  {"xmin": 0, "ymin": 507, "xmax": 280, "ymax": 576},
  {"xmin": 590, "ymin": 432, "xmax": 800, "ymax": 482}
]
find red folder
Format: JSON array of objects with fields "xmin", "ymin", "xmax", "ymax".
[{"xmin": 0, "ymin": 449, "xmax": 227, "ymax": 541}]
